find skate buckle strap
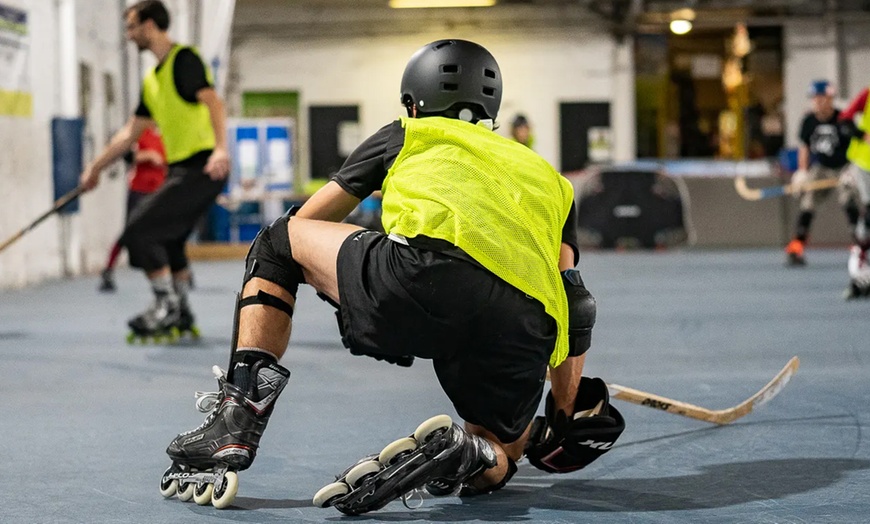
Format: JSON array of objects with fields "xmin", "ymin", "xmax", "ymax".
[{"xmin": 401, "ymin": 489, "xmax": 424, "ymax": 510}]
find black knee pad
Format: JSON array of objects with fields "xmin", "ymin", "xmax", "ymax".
[
  {"xmin": 243, "ymin": 209, "xmax": 306, "ymax": 298},
  {"xmin": 562, "ymin": 269, "xmax": 596, "ymax": 357}
]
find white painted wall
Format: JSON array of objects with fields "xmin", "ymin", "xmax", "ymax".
[
  {"xmin": 232, "ymin": 27, "xmax": 628, "ymax": 182},
  {"xmin": 76, "ymin": 0, "xmax": 128, "ymax": 274},
  {"xmin": 0, "ymin": 0, "xmax": 127, "ymax": 289},
  {"xmin": 0, "ymin": 0, "xmax": 61, "ymax": 288}
]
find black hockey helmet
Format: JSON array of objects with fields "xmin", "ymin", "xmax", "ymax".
[{"xmin": 400, "ymin": 39, "xmax": 502, "ymax": 121}]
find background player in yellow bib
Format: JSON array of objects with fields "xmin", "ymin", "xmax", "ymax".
[
  {"xmin": 159, "ymin": 39, "xmax": 623, "ymax": 512},
  {"xmin": 80, "ymin": 0, "xmax": 230, "ymax": 341}
]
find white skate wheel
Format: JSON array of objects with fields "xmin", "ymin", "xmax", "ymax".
[
  {"xmin": 159, "ymin": 477, "xmax": 178, "ymax": 498},
  {"xmin": 312, "ymin": 481, "xmax": 350, "ymax": 508},
  {"xmin": 193, "ymin": 482, "xmax": 213, "ymax": 505},
  {"xmin": 345, "ymin": 459, "xmax": 382, "ymax": 488},
  {"xmin": 211, "ymin": 471, "xmax": 238, "ymax": 509},
  {"xmin": 414, "ymin": 414, "xmax": 453, "ymax": 444},
  {"xmin": 378, "ymin": 437, "xmax": 418, "ymax": 466},
  {"xmin": 177, "ymin": 481, "xmax": 195, "ymax": 502}
]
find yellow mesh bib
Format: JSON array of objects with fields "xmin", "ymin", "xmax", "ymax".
[
  {"xmin": 847, "ymin": 96, "xmax": 870, "ymax": 171},
  {"xmin": 382, "ymin": 117, "xmax": 575, "ymax": 366},
  {"xmin": 142, "ymin": 46, "xmax": 215, "ymax": 164}
]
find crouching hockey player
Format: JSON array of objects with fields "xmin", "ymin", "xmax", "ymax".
[{"xmin": 160, "ymin": 38, "xmax": 624, "ymax": 512}]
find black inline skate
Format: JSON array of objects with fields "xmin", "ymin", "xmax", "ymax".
[
  {"xmin": 175, "ymin": 299, "xmax": 201, "ymax": 340},
  {"xmin": 126, "ymin": 296, "xmax": 182, "ymax": 344},
  {"xmin": 160, "ymin": 359, "xmax": 290, "ymax": 508},
  {"xmin": 844, "ymin": 244, "xmax": 870, "ymax": 300},
  {"xmin": 313, "ymin": 414, "xmax": 497, "ymax": 515}
]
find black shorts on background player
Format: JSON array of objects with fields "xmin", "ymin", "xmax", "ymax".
[{"xmin": 121, "ymin": 151, "xmax": 225, "ymax": 272}]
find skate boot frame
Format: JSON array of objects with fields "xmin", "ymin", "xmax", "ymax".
[{"xmin": 313, "ymin": 414, "xmax": 496, "ymax": 515}]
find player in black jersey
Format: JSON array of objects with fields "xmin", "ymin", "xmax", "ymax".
[{"xmin": 785, "ymin": 80, "xmax": 859, "ymax": 266}]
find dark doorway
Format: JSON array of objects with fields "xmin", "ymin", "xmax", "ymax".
[
  {"xmin": 309, "ymin": 105, "xmax": 359, "ymax": 181},
  {"xmin": 559, "ymin": 102, "xmax": 611, "ymax": 172}
]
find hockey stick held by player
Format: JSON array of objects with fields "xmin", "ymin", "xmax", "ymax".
[
  {"xmin": 734, "ymin": 175, "xmax": 840, "ymax": 202},
  {"xmin": 0, "ymin": 185, "xmax": 85, "ymax": 254}
]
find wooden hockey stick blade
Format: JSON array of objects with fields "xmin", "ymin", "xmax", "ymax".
[
  {"xmin": 735, "ymin": 176, "xmax": 839, "ymax": 201},
  {"xmin": 0, "ymin": 185, "xmax": 85, "ymax": 254},
  {"xmin": 606, "ymin": 356, "xmax": 800, "ymax": 424}
]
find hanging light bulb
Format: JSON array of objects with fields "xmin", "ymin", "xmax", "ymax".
[
  {"xmin": 670, "ymin": 19, "xmax": 693, "ymax": 35},
  {"xmin": 669, "ymin": 8, "xmax": 695, "ymax": 35}
]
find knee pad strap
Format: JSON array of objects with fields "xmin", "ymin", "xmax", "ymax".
[{"xmin": 240, "ymin": 290, "xmax": 294, "ymax": 318}]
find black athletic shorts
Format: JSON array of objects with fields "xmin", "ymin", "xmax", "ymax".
[
  {"xmin": 336, "ymin": 230, "xmax": 556, "ymax": 443},
  {"xmin": 126, "ymin": 190, "xmax": 150, "ymax": 218},
  {"xmin": 121, "ymin": 151, "xmax": 226, "ymax": 271}
]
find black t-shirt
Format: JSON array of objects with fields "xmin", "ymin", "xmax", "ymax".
[
  {"xmin": 799, "ymin": 109, "xmax": 850, "ymax": 169},
  {"xmin": 134, "ymin": 46, "xmax": 212, "ymax": 118},
  {"xmin": 331, "ymin": 120, "xmax": 581, "ymax": 265}
]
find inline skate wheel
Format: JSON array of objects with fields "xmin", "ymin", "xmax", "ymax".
[
  {"xmin": 211, "ymin": 471, "xmax": 239, "ymax": 509},
  {"xmin": 312, "ymin": 481, "xmax": 350, "ymax": 508},
  {"xmin": 345, "ymin": 459, "xmax": 382, "ymax": 488},
  {"xmin": 413, "ymin": 414, "xmax": 452, "ymax": 444},
  {"xmin": 378, "ymin": 437, "xmax": 418, "ymax": 465},
  {"xmin": 193, "ymin": 482, "xmax": 213, "ymax": 505},
  {"xmin": 177, "ymin": 481, "xmax": 195, "ymax": 502},
  {"xmin": 159, "ymin": 468, "xmax": 178, "ymax": 498}
]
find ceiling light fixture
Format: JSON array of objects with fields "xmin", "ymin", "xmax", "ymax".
[
  {"xmin": 669, "ymin": 7, "xmax": 695, "ymax": 35},
  {"xmin": 670, "ymin": 19, "xmax": 693, "ymax": 35},
  {"xmin": 389, "ymin": 0, "xmax": 496, "ymax": 8}
]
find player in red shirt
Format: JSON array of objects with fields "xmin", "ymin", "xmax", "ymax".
[{"xmin": 99, "ymin": 126, "xmax": 167, "ymax": 291}]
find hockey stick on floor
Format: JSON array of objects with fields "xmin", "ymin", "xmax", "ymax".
[
  {"xmin": 734, "ymin": 176, "xmax": 838, "ymax": 201},
  {"xmin": 0, "ymin": 185, "xmax": 86, "ymax": 254},
  {"xmin": 606, "ymin": 356, "xmax": 800, "ymax": 424}
]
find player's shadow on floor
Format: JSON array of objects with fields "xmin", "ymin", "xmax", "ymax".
[{"xmin": 340, "ymin": 457, "xmax": 870, "ymax": 522}]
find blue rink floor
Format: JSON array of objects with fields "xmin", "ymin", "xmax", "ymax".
[{"xmin": 2, "ymin": 247, "xmax": 869, "ymax": 524}]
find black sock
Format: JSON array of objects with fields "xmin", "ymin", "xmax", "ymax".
[{"xmin": 230, "ymin": 349, "xmax": 278, "ymax": 391}]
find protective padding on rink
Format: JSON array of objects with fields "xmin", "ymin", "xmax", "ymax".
[{"xmin": 2, "ymin": 248, "xmax": 869, "ymax": 523}]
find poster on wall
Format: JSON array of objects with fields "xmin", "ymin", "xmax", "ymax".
[
  {"xmin": 0, "ymin": 3, "xmax": 31, "ymax": 117},
  {"xmin": 588, "ymin": 126, "xmax": 613, "ymax": 164}
]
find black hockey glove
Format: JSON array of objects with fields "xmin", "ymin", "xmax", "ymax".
[{"xmin": 524, "ymin": 376, "xmax": 625, "ymax": 473}]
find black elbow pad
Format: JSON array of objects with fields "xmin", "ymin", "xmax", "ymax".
[{"xmin": 562, "ymin": 269, "xmax": 596, "ymax": 357}]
